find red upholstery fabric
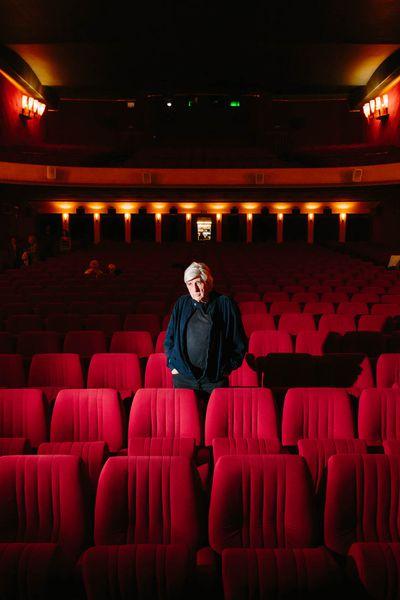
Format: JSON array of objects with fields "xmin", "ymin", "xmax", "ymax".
[
  {"xmin": 238, "ymin": 301, "xmax": 267, "ymax": 315},
  {"xmin": 262, "ymin": 292, "xmax": 289, "ymax": 303},
  {"xmin": 94, "ymin": 456, "xmax": 201, "ymax": 547},
  {"xmin": 295, "ymin": 331, "xmax": 330, "ymax": 355},
  {"xmin": 82, "ymin": 543, "xmax": 193, "ymax": 600},
  {"xmin": 38, "ymin": 441, "xmax": 107, "ymax": 492},
  {"xmin": 352, "ymin": 293, "xmax": 380, "ymax": 304},
  {"xmin": 303, "ymin": 302, "xmax": 335, "ymax": 315},
  {"xmin": 87, "ymin": 353, "xmax": 142, "ymax": 398},
  {"xmin": 292, "ymin": 292, "xmax": 319, "ymax": 303},
  {"xmin": 241, "ymin": 314, "xmax": 275, "ymax": 337},
  {"xmin": 278, "ymin": 313, "xmax": 316, "ymax": 334},
  {"xmin": 358, "ymin": 388, "xmax": 400, "ymax": 446},
  {"xmin": 0, "ymin": 455, "xmax": 87, "ymax": 561},
  {"xmin": 377, "ymin": 354, "xmax": 400, "ymax": 388},
  {"xmin": 324, "ymin": 455, "xmax": 400, "ymax": 555},
  {"xmin": 110, "ymin": 331, "xmax": 154, "ymax": 357},
  {"xmin": 144, "ymin": 353, "xmax": 173, "ymax": 388},
  {"xmin": 124, "ymin": 314, "xmax": 161, "ymax": 339},
  {"xmin": 318, "ymin": 314, "xmax": 356, "ymax": 335},
  {"xmin": 269, "ymin": 301, "xmax": 301, "ymax": 316},
  {"xmin": 337, "ymin": 302, "xmax": 369, "ymax": 317},
  {"xmin": 348, "ymin": 542, "xmax": 400, "ymax": 600},
  {"xmin": 321, "ymin": 292, "xmax": 349, "ymax": 303},
  {"xmin": 222, "ymin": 547, "xmax": 342, "ymax": 600},
  {"xmin": 44, "ymin": 313, "xmax": 84, "ymax": 333},
  {"xmin": 155, "ymin": 331, "xmax": 167, "ymax": 353},
  {"xmin": 35, "ymin": 301, "xmax": 66, "ymax": 316},
  {"xmin": 248, "ymin": 331, "xmax": 293, "ymax": 355},
  {"xmin": 0, "ymin": 333, "xmax": 15, "ymax": 353},
  {"xmin": 0, "ymin": 438, "xmax": 29, "ymax": 454},
  {"xmin": 85, "ymin": 314, "xmax": 122, "ymax": 336},
  {"xmin": 49, "ymin": 388, "xmax": 124, "ymax": 452},
  {"xmin": 371, "ymin": 303, "xmax": 400, "ymax": 316},
  {"xmin": 0, "ymin": 389, "xmax": 47, "ymax": 450},
  {"xmin": 63, "ymin": 330, "xmax": 107, "ymax": 358},
  {"xmin": 212, "ymin": 438, "xmax": 281, "ymax": 463},
  {"xmin": 228, "ymin": 358, "xmax": 259, "ymax": 387},
  {"xmin": 105, "ymin": 301, "xmax": 134, "ymax": 316},
  {"xmin": 234, "ymin": 292, "xmax": 260, "ymax": 302},
  {"xmin": 128, "ymin": 437, "xmax": 195, "ymax": 458},
  {"xmin": 0, "ymin": 542, "xmax": 72, "ymax": 600},
  {"xmin": 282, "ymin": 388, "xmax": 355, "ymax": 446},
  {"xmin": 383, "ymin": 440, "xmax": 400, "ymax": 455},
  {"xmin": 28, "ymin": 354, "xmax": 84, "ymax": 404},
  {"xmin": 358, "ymin": 315, "xmax": 389, "ymax": 332},
  {"xmin": 129, "ymin": 388, "xmax": 201, "ymax": 447},
  {"xmin": 0, "ymin": 355, "xmax": 25, "ymax": 387},
  {"xmin": 16, "ymin": 331, "xmax": 62, "ymax": 357},
  {"xmin": 209, "ymin": 455, "xmax": 317, "ymax": 554},
  {"xmin": 205, "ymin": 388, "xmax": 279, "ymax": 446},
  {"xmin": 298, "ymin": 438, "xmax": 367, "ymax": 494},
  {"xmin": 70, "ymin": 301, "xmax": 100, "ymax": 315}
]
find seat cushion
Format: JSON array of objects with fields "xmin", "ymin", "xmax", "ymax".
[
  {"xmin": 128, "ymin": 437, "xmax": 195, "ymax": 458},
  {"xmin": 222, "ymin": 547, "xmax": 343, "ymax": 600},
  {"xmin": 348, "ymin": 542, "xmax": 400, "ymax": 600},
  {"xmin": 0, "ymin": 542, "xmax": 71, "ymax": 600},
  {"xmin": 0, "ymin": 438, "xmax": 30, "ymax": 455},
  {"xmin": 82, "ymin": 544, "xmax": 193, "ymax": 600},
  {"xmin": 212, "ymin": 438, "xmax": 281, "ymax": 464}
]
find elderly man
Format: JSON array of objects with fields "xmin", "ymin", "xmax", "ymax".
[{"xmin": 164, "ymin": 261, "xmax": 246, "ymax": 393}]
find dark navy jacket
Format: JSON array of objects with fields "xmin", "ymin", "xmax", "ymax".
[{"xmin": 164, "ymin": 290, "xmax": 247, "ymax": 382}]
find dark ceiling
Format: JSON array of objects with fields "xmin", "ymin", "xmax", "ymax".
[{"xmin": 1, "ymin": 0, "xmax": 400, "ymax": 97}]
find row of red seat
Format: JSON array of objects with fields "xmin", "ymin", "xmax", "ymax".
[{"xmin": 0, "ymin": 452, "xmax": 398, "ymax": 598}]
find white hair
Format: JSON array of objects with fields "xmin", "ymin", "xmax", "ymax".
[{"xmin": 184, "ymin": 261, "xmax": 213, "ymax": 286}]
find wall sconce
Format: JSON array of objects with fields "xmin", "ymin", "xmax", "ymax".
[
  {"xmin": 155, "ymin": 213, "xmax": 162, "ymax": 222},
  {"xmin": 124, "ymin": 213, "xmax": 131, "ymax": 221},
  {"xmin": 216, "ymin": 213, "xmax": 222, "ymax": 223},
  {"xmin": 94, "ymin": 213, "xmax": 100, "ymax": 222},
  {"xmin": 363, "ymin": 94, "xmax": 389, "ymax": 121},
  {"xmin": 308, "ymin": 213, "xmax": 314, "ymax": 221},
  {"xmin": 277, "ymin": 213, "xmax": 283, "ymax": 222},
  {"xmin": 62, "ymin": 213, "xmax": 69, "ymax": 223},
  {"xmin": 340, "ymin": 213, "xmax": 346, "ymax": 223},
  {"xmin": 21, "ymin": 95, "xmax": 46, "ymax": 120},
  {"xmin": 186, "ymin": 213, "xmax": 191, "ymax": 221},
  {"xmin": 247, "ymin": 213, "xmax": 253, "ymax": 222}
]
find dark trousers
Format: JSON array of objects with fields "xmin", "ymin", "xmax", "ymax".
[{"xmin": 172, "ymin": 372, "xmax": 227, "ymax": 395}]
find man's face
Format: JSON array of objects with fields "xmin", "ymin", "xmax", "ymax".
[{"xmin": 186, "ymin": 276, "xmax": 211, "ymax": 302}]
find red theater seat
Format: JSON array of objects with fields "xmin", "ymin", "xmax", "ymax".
[
  {"xmin": 35, "ymin": 301, "xmax": 66, "ymax": 316},
  {"xmin": 0, "ymin": 354, "xmax": 25, "ymax": 387},
  {"xmin": 371, "ymin": 303, "xmax": 400, "ymax": 317},
  {"xmin": 155, "ymin": 330, "xmax": 167, "ymax": 352},
  {"xmin": 238, "ymin": 301, "xmax": 267, "ymax": 315},
  {"xmin": 0, "ymin": 333, "xmax": 15, "ymax": 353},
  {"xmin": 303, "ymin": 302, "xmax": 335, "ymax": 315},
  {"xmin": 241, "ymin": 314, "xmax": 275, "ymax": 337},
  {"xmin": 295, "ymin": 331, "xmax": 334, "ymax": 355},
  {"xmin": 234, "ymin": 292, "xmax": 260, "ymax": 302},
  {"xmin": 278, "ymin": 313, "xmax": 316, "ymax": 334},
  {"xmin": 337, "ymin": 302, "xmax": 369, "ymax": 317},
  {"xmin": 376, "ymin": 354, "xmax": 400, "ymax": 388},
  {"xmin": 144, "ymin": 353, "xmax": 173, "ymax": 388},
  {"xmin": 282, "ymin": 387, "xmax": 355, "ymax": 446},
  {"xmin": 70, "ymin": 300, "xmax": 100, "ymax": 315},
  {"xmin": 0, "ymin": 455, "xmax": 88, "ymax": 598},
  {"xmin": 64, "ymin": 330, "xmax": 107, "ymax": 358},
  {"xmin": 249, "ymin": 330, "xmax": 293, "ymax": 355},
  {"xmin": 87, "ymin": 353, "xmax": 142, "ymax": 399},
  {"xmin": 110, "ymin": 331, "xmax": 154, "ymax": 357},
  {"xmin": 321, "ymin": 292, "xmax": 349, "ymax": 303},
  {"xmin": 17, "ymin": 330, "xmax": 62, "ymax": 357},
  {"xmin": 262, "ymin": 291, "xmax": 289, "ymax": 303},
  {"xmin": 228, "ymin": 356, "xmax": 259, "ymax": 386},
  {"xmin": 28, "ymin": 353, "xmax": 84, "ymax": 405},
  {"xmin": 85, "ymin": 314, "xmax": 121, "ymax": 336},
  {"xmin": 358, "ymin": 388, "xmax": 400, "ymax": 446},
  {"xmin": 269, "ymin": 301, "xmax": 301, "ymax": 316},
  {"xmin": 0, "ymin": 388, "xmax": 47, "ymax": 453},
  {"xmin": 209, "ymin": 455, "xmax": 341, "ymax": 598},
  {"xmin": 81, "ymin": 456, "xmax": 200, "ymax": 600},
  {"xmin": 128, "ymin": 388, "xmax": 200, "ymax": 457},
  {"xmin": 318, "ymin": 314, "xmax": 355, "ymax": 335},
  {"xmin": 357, "ymin": 314, "xmax": 389, "ymax": 332},
  {"xmin": 205, "ymin": 388, "xmax": 280, "ymax": 463},
  {"xmin": 44, "ymin": 313, "xmax": 84, "ymax": 333},
  {"xmin": 325, "ymin": 454, "xmax": 400, "ymax": 595},
  {"xmin": 5, "ymin": 314, "xmax": 42, "ymax": 333},
  {"xmin": 124, "ymin": 314, "xmax": 161, "ymax": 339}
]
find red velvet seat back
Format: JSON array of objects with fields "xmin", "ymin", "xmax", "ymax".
[
  {"xmin": 249, "ymin": 331, "xmax": 293, "ymax": 355},
  {"xmin": 0, "ymin": 389, "xmax": 47, "ymax": 448},
  {"xmin": 209, "ymin": 455, "xmax": 316, "ymax": 554},
  {"xmin": 28, "ymin": 353, "xmax": 83, "ymax": 389},
  {"xmin": 282, "ymin": 388, "xmax": 355, "ymax": 446},
  {"xmin": 205, "ymin": 388, "xmax": 278, "ymax": 446},
  {"xmin": 87, "ymin": 353, "xmax": 142, "ymax": 396},
  {"xmin": 129, "ymin": 388, "xmax": 201, "ymax": 444},
  {"xmin": 325, "ymin": 454, "xmax": 400, "ymax": 555},
  {"xmin": 51, "ymin": 388, "xmax": 125, "ymax": 452},
  {"xmin": 376, "ymin": 354, "xmax": 400, "ymax": 388},
  {"xmin": 358, "ymin": 388, "xmax": 400, "ymax": 445},
  {"xmin": 94, "ymin": 456, "xmax": 201, "ymax": 547},
  {"xmin": 0, "ymin": 455, "xmax": 87, "ymax": 560}
]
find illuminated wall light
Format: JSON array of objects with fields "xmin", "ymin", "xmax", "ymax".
[
  {"xmin": 20, "ymin": 95, "xmax": 46, "ymax": 120},
  {"xmin": 155, "ymin": 213, "xmax": 162, "ymax": 222},
  {"xmin": 216, "ymin": 213, "xmax": 222, "ymax": 223},
  {"xmin": 277, "ymin": 213, "xmax": 283, "ymax": 222},
  {"xmin": 369, "ymin": 99, "xmax": 375, "ymax": 114},
  {"xmin": 186, "ymin": 213, "xmax": 191, "ymax": 221},
  {"xmin": 124, "ymin": 213, "xmax": 131, "ymax": 220},
  {"xmin": 62, "ymin": 213, "xmax": 69, "ymax": 222},
  {"xmin": 363, "ymin": 94, "xmax": 389, "ymax": 121},
  {"xmin": 94, "ymin": 213, "xmax": 100, "ymax": 222},
  {"xmin": 363, "ymin": 103, "xmax": 371, "ymax": 119},
  {"xmin": 247, "ymin": 213, "xmax": 253, "ymax": 222},
  {"xmin": 340, "ymin": 213, "xmax": 347, "ymax": 222},
  {"xmin": 308, "ymin": 213, "xmax": 314, "ymax": 221}
]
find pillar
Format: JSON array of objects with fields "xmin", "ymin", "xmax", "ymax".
[
  {"xmin": 339, "ymin": 213, "xmax": 347, "ymax": 243},
  {"xmin": 307, "ymin": 213, "xmax": 314, "ymax": 244},
  {"xmin": 277, "ymin": 213, "xmax": 283, "ymax": 243},
  {"xmin": 246, "ymin": 213, "xmax": 253, "ymax": 243},
  {"xmin": 216, "ymin": 214, "xmax": 222, "ymax": 242},
  {"xmin": 185, "ymin": 213, "xmax": 191, "ymax": 242},
  {"xmin": 155, "ymin": 213, "xmax": 162, "ymax": 242},
  {"xmin": 94, "ymin": 213, "xmax": 100, "ymax": 244},
  {"xmin": 124, "ymin": 213, "xmax": 131, "ymax": 243}
]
